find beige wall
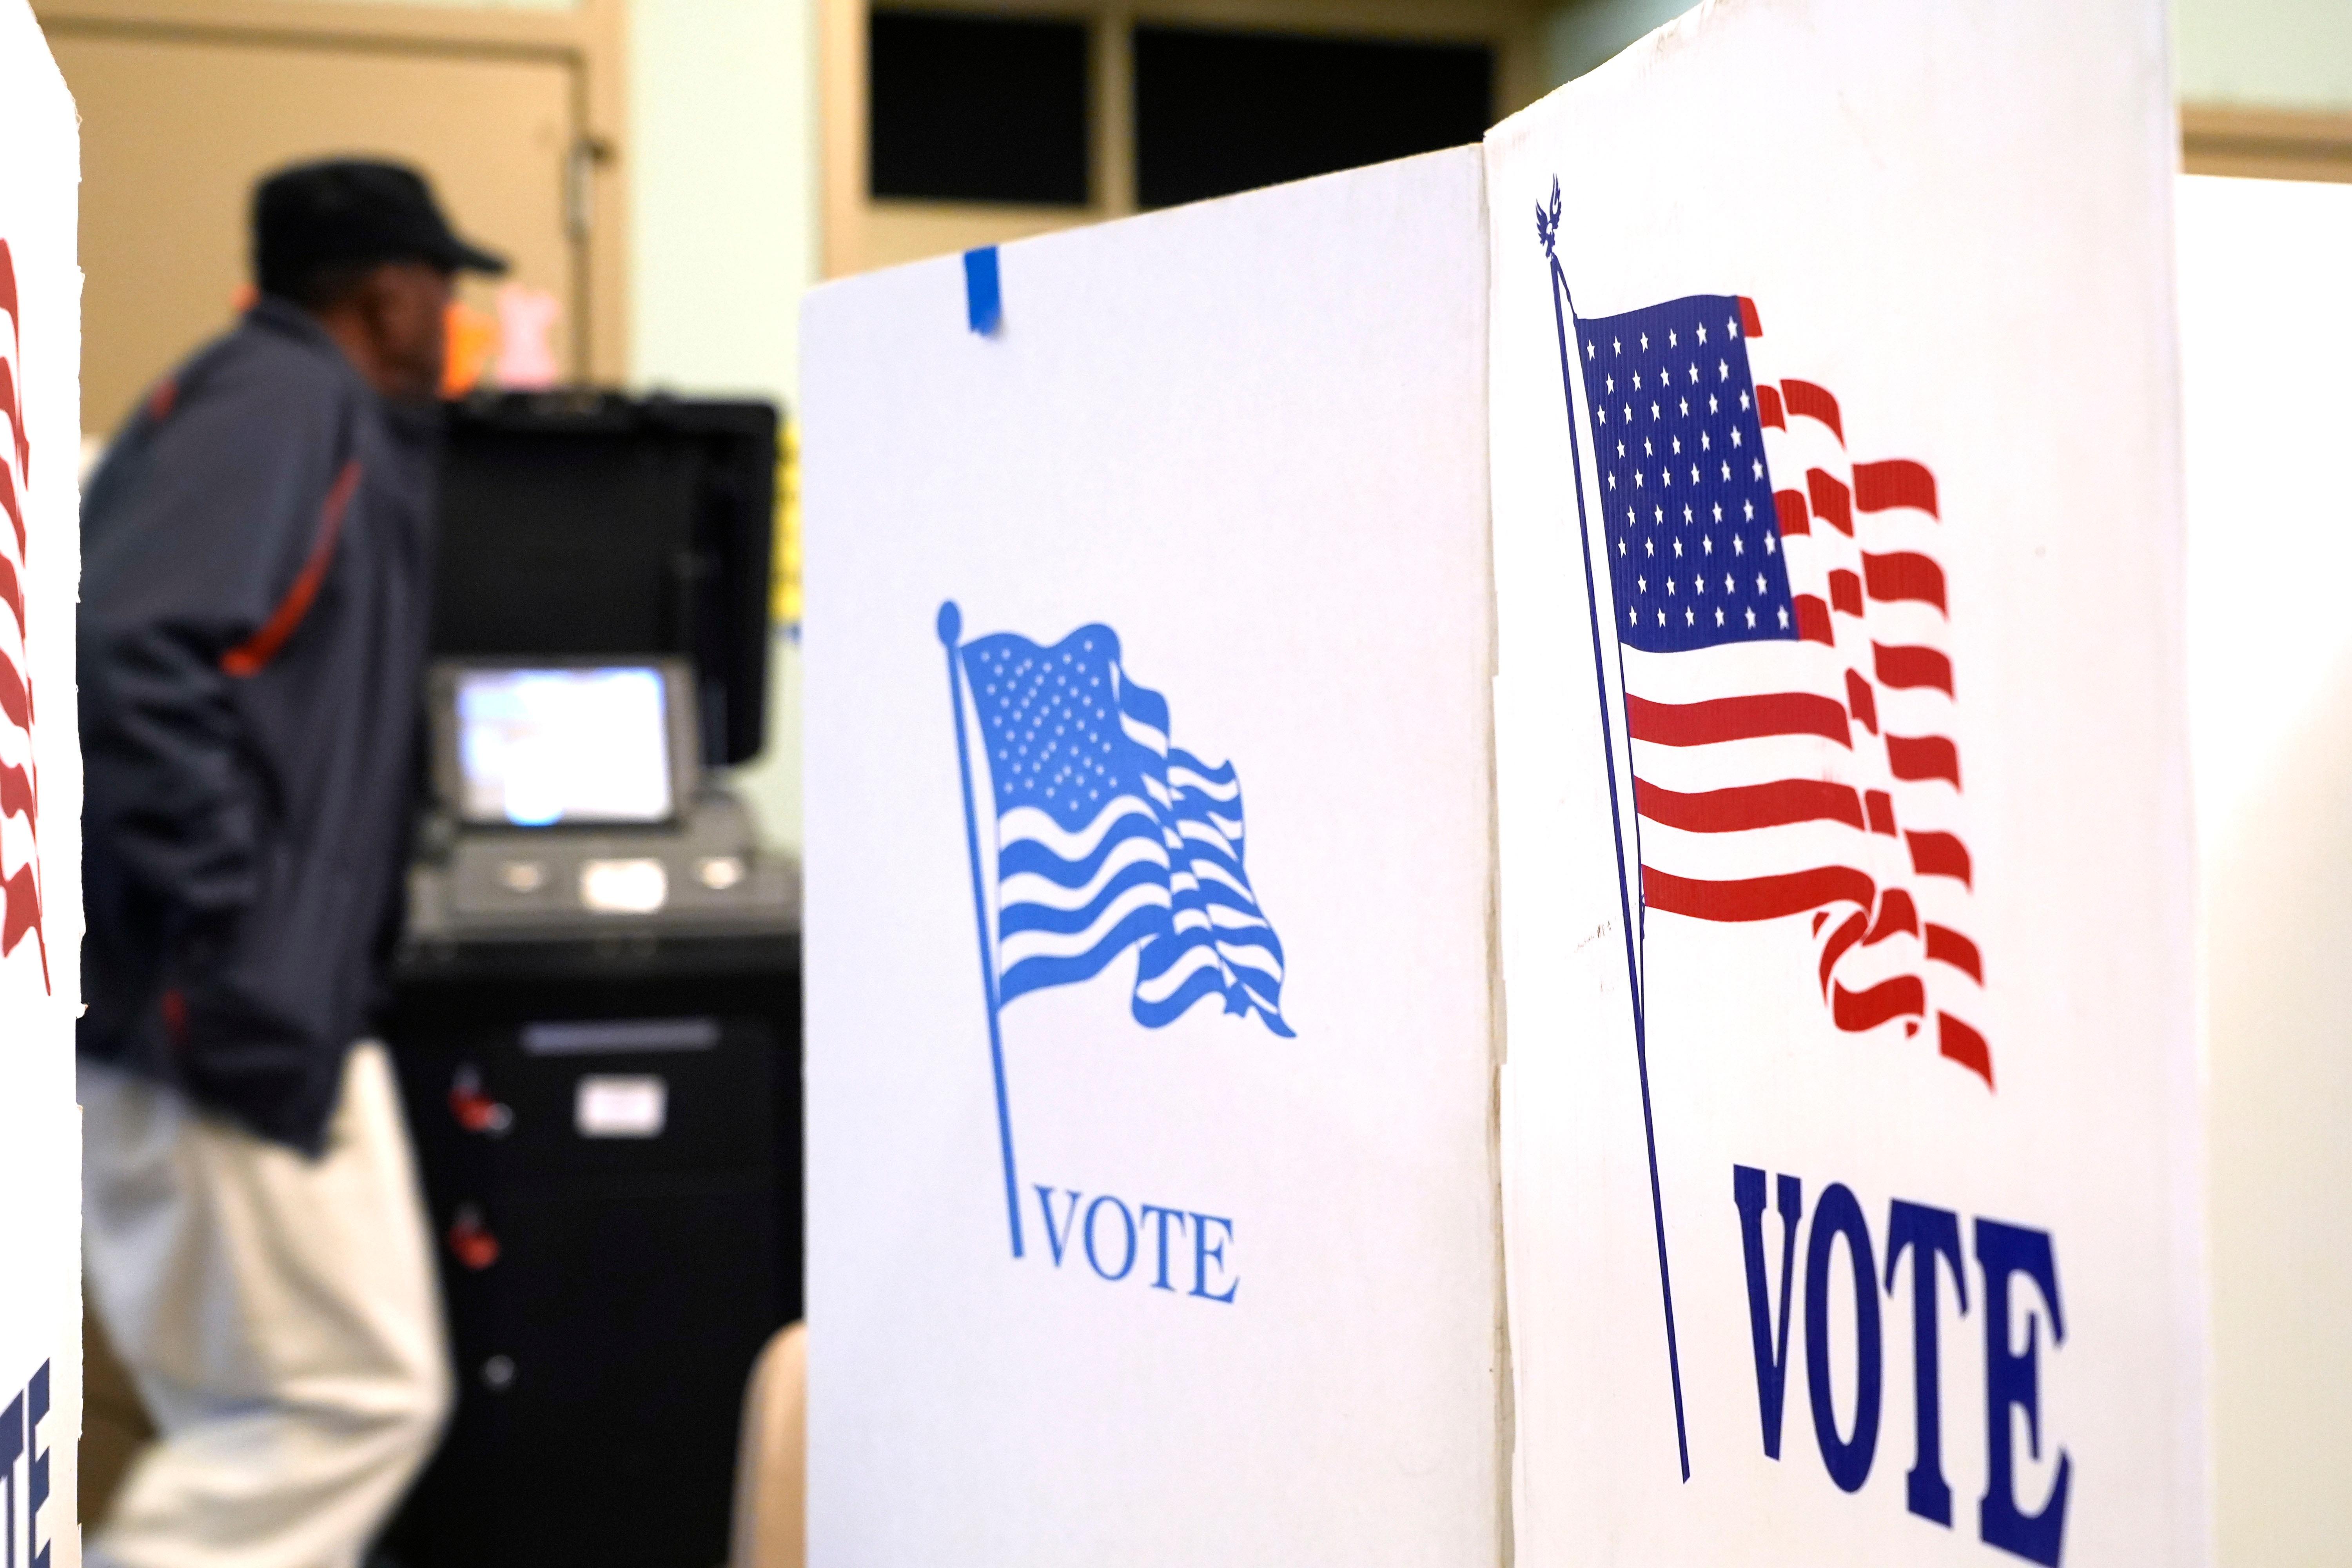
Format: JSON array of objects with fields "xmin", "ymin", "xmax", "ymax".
[
  {"xmin": 626, "ymin": 0, "xmax": 817, "ymax": 855},
  {"xmin": 1545, "ymin": 0, "xmax": 2352, "ymax": 109},
  {"xmin": 1541, "ymin": 0, "xmax": 1687, "ymax": 86},
  {"xmin": 2178, "ymin": 0, "xmax": 2352, "ymax": 109}
]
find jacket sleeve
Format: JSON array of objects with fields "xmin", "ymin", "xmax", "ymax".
[{"xmin": 78, "ymin": 361, "xmax": 346, "ymax": 923}]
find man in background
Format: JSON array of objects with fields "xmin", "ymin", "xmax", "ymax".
[{"xmin": 76, "ymin": 160, "xmax": 504, "ymax": 1568}]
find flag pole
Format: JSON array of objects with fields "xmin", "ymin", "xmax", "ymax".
[
  {"xmin": 938, "ymin": 601, "xmax": 1025, "ymax": 1259},
  {"xmin": 1539, "ymin": 188, "xmax": 1690, "ymax": 1482}
]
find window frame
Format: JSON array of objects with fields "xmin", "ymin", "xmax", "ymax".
[{"xmin": 821, "ymin": 0, "xmax": 1549, "ymax": 278}]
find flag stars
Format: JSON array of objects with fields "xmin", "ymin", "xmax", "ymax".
[
  {"xmin": 1730, "ymin": 427, "xmax": 1742, "ymax": 447},
  {"xmin": 1755, "ymin": 573, "xmax": 1767, "ymax": 593},
  {"xmin": 1743, "ymin": 499, "xmax": 1755, "ymax": 521},
  {"xmin": 1697, "ymin": 324, "xmax": 1708, "ymax": 345},
  {"xmin": 1740, "ymin": 390, "xmax": 1751, "ymax": 411},
  {"xmin": 1641, "ymin": 332, "xmax": 1650, "ymax": 350},
  {"xmin": 1668, "ymin": 329, "xmax": 1678, "ymax": 347},
  {"xmin": 1709, "ymin": 394, "xmax": 1720, "ymax": 415},
  {"xmin": 1752, "ymin": 459, "xmax": 1764, "ymax": 480},
  {"xmin": 1614, "ymin": 337, "xmax": 1622, "ymax": 354},
  {"xmin": 1701, "ymin": 431, "xmax": 1711, "ymax": 452},
  {"xmin": 1777, "ymin": 606, "xmax": 1789, "ymax": 628},
  {"xmin": 1718, "ymin": 359, "xmax": 1730, "ymax": 381},
  {"xmin": 1673, "ymin": 538, "xmax": 1684, "ymax": 558},
  {"xmin": 1746, "ymin": 608, "xmax": 1758, "ymax": 628},
  {"xmin": 1715, "ymin": 608, "xmax": 1726, "ymax": 627},
  {"xmin": 1765, "ymin": 533, "xmax": 1778, "ymax": 555},
  {"xmin": 1702, "ymin": 534, "xmax": 1713, "ymax": 554},
  {"xmin": 1732, "ymin": 534, "xmax": 1744, "ymax": 555}
]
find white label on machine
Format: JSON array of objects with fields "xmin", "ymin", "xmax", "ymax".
[
  {"xmin": 579, "ymin": 857, "xmax": 668, "ymax": 914},
  {"xmin": 575, "ymin": 1075, "xmax": 667, "ymax": 1138}
]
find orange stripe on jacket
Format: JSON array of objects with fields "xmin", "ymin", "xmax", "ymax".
[{"xmin": 221, "ymin": 459, "xmax": 361, "ymax": 678}]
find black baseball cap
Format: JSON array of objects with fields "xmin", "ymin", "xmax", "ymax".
[{"xmin": 252, "ymin": 158, "xmax": 507, "ymax": 299}]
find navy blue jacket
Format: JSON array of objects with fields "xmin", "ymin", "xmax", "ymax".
[{"xmin": 78, "ymin": 299, "xmax": 439, "ymax": 1152}]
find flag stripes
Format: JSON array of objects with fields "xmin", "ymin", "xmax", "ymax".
[
  {"xmin": 0, "ymin": 240, "xmax": 43, "ymax": 982},
  {"xmin": 1575, "ymin": 292, "xmax": 1987, "ymax": 1085},
  {"xmin": 962, "ymin": 624, "xmax": 1290, "ymax": 1036}
]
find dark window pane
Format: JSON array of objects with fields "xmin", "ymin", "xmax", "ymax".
[
  {"xmin": 1135, "ymin": 27, "xmax": 1493, "ymax": 209},
  {"xmin": 870, "ymin": 10, "xmax": 1091, "ymax": 204}
]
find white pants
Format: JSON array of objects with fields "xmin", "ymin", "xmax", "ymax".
[{"xmin": 80, "ymin": 1044, "xmax": 452, "ymax": 1568}]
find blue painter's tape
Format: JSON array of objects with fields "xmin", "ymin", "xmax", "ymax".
[{"xmin": 964, "ymin": 246, "xmax": 1002, "ymax": 336}]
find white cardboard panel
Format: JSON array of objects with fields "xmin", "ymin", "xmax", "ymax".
[
  {"xmin": 802, "ymin": 149, "xmax": 1502, "ymax": 1565},
  {"xmin": 0, "ymin": 4, "xmax": 80, "ymax": 1561},
  {"xmin": 2178, "ymin": 172, "xmax": 2352, "ymax": 1568},
  {"xmin": 1486, "ymin": 3, "xmax": 2200, "ymax": 1564}
]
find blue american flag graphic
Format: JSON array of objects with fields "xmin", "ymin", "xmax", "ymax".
[{"xmin": 961, "ymin": 624, "xmax": 1291, "ymax": 1036}]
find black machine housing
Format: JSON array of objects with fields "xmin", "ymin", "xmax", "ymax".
[
  {"xmin": 385, "ymin": 392, "xmax": 798, "ymax": 1568},
  {"xmin": 431, "ymin": 391, "xmax": 778, "ymax": 768}
]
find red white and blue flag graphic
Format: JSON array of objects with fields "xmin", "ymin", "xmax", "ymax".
[
  {"xmin": 0, "ymin": 238, "xmax": 45, "ymax": 987},
  {"xmin": 1572, "ymin": 292, "xmax": 1986, "ymax": 1085}
]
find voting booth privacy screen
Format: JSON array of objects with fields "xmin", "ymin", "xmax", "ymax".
[
  {"xmin": 1485, "ymin": 2, "xmax": 2198, "ymax": 1563},
  {"xmin": 0, "ymin": 3, "xmax": 79, "ymax": 1557},
  {"xmin": 2179, "ymin": 174, "xmax": 2352, "ymax": 1566},
  {"xmin": 804, "ymin": 2, "xmax": 2203, "ymax": 1563},
  {"xmin": 805, "ymin": 145, "xmax": 1502, "ymax": 1565}
]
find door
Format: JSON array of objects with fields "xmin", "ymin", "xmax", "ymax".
[{"xmin": 48, "ymin": 18, "xmax": 590, "ymax": 435}]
